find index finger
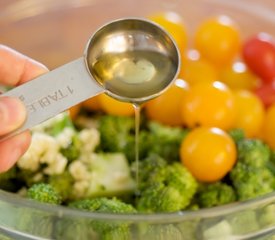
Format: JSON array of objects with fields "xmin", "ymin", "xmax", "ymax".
[{"xmin": 0, "ymin": 45, "xmax": 48, "ymax": 86}]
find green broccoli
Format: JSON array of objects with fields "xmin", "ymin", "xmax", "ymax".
[
  {"xmin": 98, "ymin": 115, "xmax": 135, "ymax": 153},
  {"xmin": 48, "ymin": 171, "xmax": 74, "ymax": 202},
  {"xmin": 27, "ymin": 183, "xmax": 62, "ymax": 204},
  {"xmin": 237, "ymin": 138, "xmax": 271, "ymax": 168},
  {"xmin": 123, "ymin": 130, "xmax": 153, "ymax": 163},
  {"xmin": 196, "ymin": 182, "xmax": 236, "ymax": 208},
  {"xmin": 230, "ymin": 162, "xmax": 275, "ymax": 201},
  {"xmin": 137, "ymin": 153, "xmax": 167, "ymax": 191},
  {"xmin": 60, "ymin": 134, "xmax": 81, "ymax": 162},
  {"xmin": 137, "ymin": 182, "xmax": 186, "ymax": 213},
  {"xmin": 142, "ymin": 224, "xmax": 184, "ymax": 240},
  {"xmin": 225, "ymin": 210, "xmax": 259, "ymax": 235},
  {"xmin": 229, "ymin": 138, "xmax": 275, "ymax": 201},
  {"xmin": 258, "ymin": 204, "xmax": 275, "ymax": 228},
  {"xmin": 227, "ymin": 128, "xmax": 245, "ymax": 144},
  {"xmin": 146, "ymin": 121, "xmax": 189, "ymax": 162},
  {"xmin": 136, "ymin": 154, "xmax": 198, "ymax": 212},
  {"xmin": 200, "ymin": 220, "xmax": 232, "ymax": 239},
  {"xmin": 69, "ymin": 197, "xmax": 136, "ymax": 240},
  {"xmin": 0, "ymin": 167, "xmax": 21, "ymax": 192}
]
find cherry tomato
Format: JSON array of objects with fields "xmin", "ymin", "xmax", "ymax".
[
  {"xmin": 254, "ymin": 82, "xmax": 275, "ymax": 108},
  {"xmin": 219, "ymin": 62, "xmax": 260, "ymax": 90},
  {"xmin": 179, "ymin": 50, "xmax": 218, "ymax": 85},
  {"xmin": 82, "ymin": 94, "xmax": 102, "ymax": 111},
  {"xmin": 149, "ymin": 11, "xmax": 187, "ymax": 59},
  {"xmin": 180, "ymin": 127, "xmax": 237, "ymax": 182},
  {"xmin": 145, "ymin": 79, "xmax": 189, "ymax": 126},
  {"xmin": 194, "ymin": 15, "xmax": 240, "ymax": 66},
  {"xmin": 242, "ymin": 32, "xmax": 275, "ymax": 83},
  {"xmin": 69, "ymin": 103, "xmax": 81, "ymax": 120},
  {"xmin": 233, "ymin": 90, "xmax": 265, "ymax": 138},
  {"xmin": 98, "ymin": 94, "xmax": 134, "ymax": 116},
  {"xmin": 181, "ymin": 81, "xmax": 236, "ymax": 130},
  {"xmin": 262, "ymin": 103, "xmax": 275, "ymax": 150}
]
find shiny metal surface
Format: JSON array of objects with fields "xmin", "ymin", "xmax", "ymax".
[
  {"xmin": 86, "ymin": 18, "xmax": 180, "ymax": 102},
  {"xmin": 0, "ymin": 18, "xmax": 180, "ymax": 140}
]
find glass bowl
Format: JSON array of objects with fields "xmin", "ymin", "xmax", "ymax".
[{"xmin": 1, "ymin": 0, "xmax": 275, "ymax": 239}]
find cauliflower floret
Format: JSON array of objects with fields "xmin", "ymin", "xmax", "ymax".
[
  {"xmin": 56, "ymin": 127, "xmax": 76, "ymax": 148},
  {"xmin": 68, "ymin": 152, "xmax": 136, "ymax": 199},
  {"xmin": 43, "ymin": 153, "xmax": 68, "ymax": 175},
  {"xmin": 78, "ymin": 128, "xmax": 100, "ymax": 155},
  {"xmin": 69, "ymin": 161, "xmax": 91, "ymax": 181},
  {"xmin": 18, "ymin": 132, "xmax": 67, "ymax": 175}
]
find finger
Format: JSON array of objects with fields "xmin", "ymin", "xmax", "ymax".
[
  {"xmin": 0, "ymin": 96, "xmax": 27, "ymax": 135},
  {"xmin": 0, "ymin": 131, "xmax": 31, "ymax": 173},
  {"xmin": 0, "ymin": 45, "xmax": 48, "ymax": 86}
]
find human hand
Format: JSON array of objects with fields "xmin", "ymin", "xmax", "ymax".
[{"xmin": 0, "ymin": 45, "xmax": 48, "ymax": 172}]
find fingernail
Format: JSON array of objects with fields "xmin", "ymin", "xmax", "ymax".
[{"xmin": 0, "ymin": 96, "xmax": 26, "ymax": 135}]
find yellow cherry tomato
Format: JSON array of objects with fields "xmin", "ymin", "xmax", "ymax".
[
  {"xmin": 149, "ymin": 11, "xmax": 187, "ymax": 59},
  {"xmin": 145, "ymin": 79, "xmax": 189, "ymax": 126},
  {"xmin": 181, "ymin": 81, "xmax": 236, "ymax": 130},
  {"xmin": 98, "ymin": 94, "xmax": 134, "ymax": 116},
  {"xmin": 194, "ymin": 15, "xmax": 240, "ymax": 66},
  {"xmin": 180, "ymin": 127, "xmax": 237, "ymax": 182},
  {"xmin": 262, "ymin": 103, "xmax": 275, "ymax": 150},
  {"xmin": 219, "ymin": 62, "xmax": 260, "ymax": 90},
  {"xmin": 179, "ymin": 51, "xmax": 218, "ymax": 85},
  {"xmin": 82, "ymin": 94, "xmax": 102, "ymax": 111},
  {"xmin": 69, "ymin": 103, "xmax": 81, "ymax": 120},
  {"xmin": 233, "ymin": 90, "xmax": 265, "ymax": 138}
]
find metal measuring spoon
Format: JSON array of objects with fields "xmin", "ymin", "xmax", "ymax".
[{"xmin": 1, "ymin": 18, "xmax": 180, "ymax": 140}]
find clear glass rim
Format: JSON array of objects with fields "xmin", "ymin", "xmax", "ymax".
[
  {"xmin": 1, "ymin": 0, "xmax": 275, "ymax": 222},
  {"xmin": 1, "ymin": 190, "xmax": 275, "ymax": 222}
]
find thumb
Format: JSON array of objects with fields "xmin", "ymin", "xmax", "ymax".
[{"xmin": 0, "ymin": 96, "xmax": 26, "ymax": 136}]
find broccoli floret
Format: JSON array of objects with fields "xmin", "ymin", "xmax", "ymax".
[
  {"xmin": 69, "ymin": 197, "xmax": 136, "ymax": 240},
  {"xmin": 137, "ymin": 154, "xmax": 168, "ymax": 190},
  {"xmin": 142, "ymin": 224, "xmax": 184, "ymax": 240},
  {"xmin": 237, "ymin": 138, "xmax": 271, "ymax": 168},
  {"xmin": 137, "ymin": 182, "xmax": 186, "ymax": 213},
  {"xmin": 147, "ymin": 121, "xmax": 189, "ymax": 162},
  {"xmin": 196, "ymin": 182, "xmax": 236, "ymax": 208},
  {"xmin": 48, "ymin": 172, "xmax": 74, "ymax": 202},
  {"xmin": 230, "ymin": 138, "xmax": 275, "ymax": 201},
  {"xmin": 27, "ymin": 183, "xmax": 62, "ymax": 204},
  {"xmin": 68, "ymin": 152, "xmax": 136, "ymax": 199},
  {"xmin": 227, "ymin": 128, "xmax": 245, "ymax": 144},
  {"xmin": 136, "ymin": 154, "xmax": 198, "ymax": 212},
  {"xmin": 225, "ymin": 210, "xmax": 259, "ymax": 234},
  {"xmin": 0, "ymin": 167, "xmax": 21, "ymax": 191},
  {"xmin": 200, "ymin": 220, "xmax": 232, "ymax": 240},
  {"xmin": 258, "ymin": 204, "xmax": 275, "ymax": 228},
  {"xmin": 124, "ymin": 130, "xmax": 153, "ymax": 163},
  {"xmin": 230, "ymin": 162, "xmax": 275, "ymax": 201},
  {"xmin": 60, "ymin": 134, "xmax": 81, "ymax": 162},
  {"xmin": 69, "ymin": 197, "xmax": 136, "ymax": 213},
  {"xmin": 98, "ymin": 115, "xmax": 135, "ymax": 153}
]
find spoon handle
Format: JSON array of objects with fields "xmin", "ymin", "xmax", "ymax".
[{"xmin": 1, "ymin": 57, "xmax": 104, "ymax": 141}]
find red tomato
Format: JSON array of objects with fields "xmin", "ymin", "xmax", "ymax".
[
  {"xmin": 242, "ymin": 33, "xmax": 275, "ymax": 83},
  {"xmin": 262, "ymin": 103, "xmax": 275, "ymax": 150},
  {"xmin": 254, "ymin": 82, "xmax": 275, "ymax": 108}
]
